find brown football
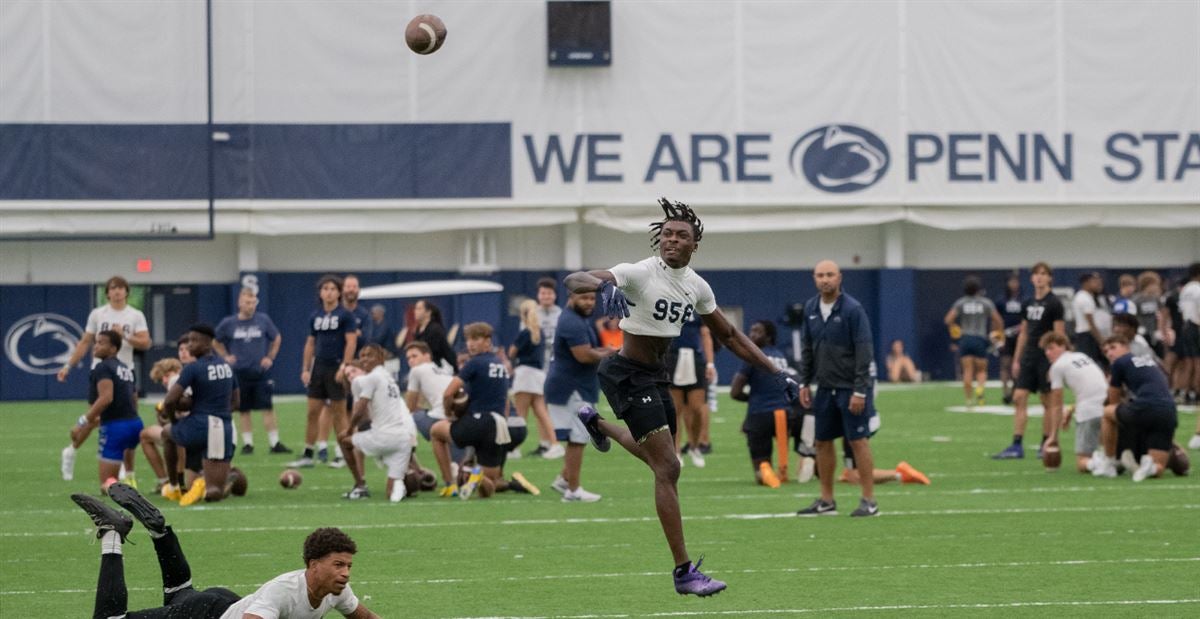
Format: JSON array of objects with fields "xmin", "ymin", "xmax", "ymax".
[
  {"xmin": 228, "ymin": 467, "xmax": 248, "ymax": 496},
  {"xmin": 1042, "ymin": 442, "xmax": 1062, "ymax": 470},
  {"xmin": 1167, "ymin": 443, "xmax": 1190, "ymax": 476},
  {"xmin": 405, "ymin": 14, "xmax": 447, "ymax": 55},
  {"xmin": 279, "ymin": 469, "xmax": 303, "ymax": 489}
]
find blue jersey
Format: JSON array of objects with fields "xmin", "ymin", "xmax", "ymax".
[
  {"xmin": 458, "ymin": 351, "xmax": 510, "ymax": 414},
  {"xmin": 669, "ymin": 312, "xmax": 705, "ymax": 360},
  {"xmin": 997, "ymin": 294, "xmax": 1025, "ymax": 337},
  {"xmin": 89, "ymin": 357, "xmax": 139, "ymax": 423},
  {"xmin": 1109, "ymin": 353, "xmax": 1174, "ymax": 409},
  {"xmin": 215, "ymin": 312, "xmax": 279, "ymax": 377},
  {"xmin": 1111, "ymin": 296, "xmax": 1134, "ymax": 315},
  {"xmin": 737, "ymin": 345, "xmax": 791, "ymax": 415},
  {"xmin": 511, "ymin": 329, "xmax": 544, "ymax": 369},
  {"xmin": 309, "ymin": 306, "xmax": 355, "ymax": 363},
  {"xmin": 177, "ymin": 353, "xmax": 238, "ymax": 419},
  {"xmin": 545, "ymin": 307, "xmax": 601, "ymax": 405},
  {"xmin": 347, "ymin": 304, "xmax": 370, "ymax": 353}
]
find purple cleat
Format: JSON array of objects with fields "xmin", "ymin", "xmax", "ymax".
[
  {"xmin": 578, "ymin": 406, "xmax": 611, "ymax": 453},
  {"xmin": 673, "ymin": 557, "xmax": 726, "ymax": 597}
]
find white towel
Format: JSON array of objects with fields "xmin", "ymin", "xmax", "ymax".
[
  {"xmin": 673, "ymin": 347, "xmax": 698, "ymax": 386},
  {"xmin": 491, "ymin": 412, "xmax": 512, "ymax": 445}
]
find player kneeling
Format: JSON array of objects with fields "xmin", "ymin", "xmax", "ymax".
[{"xmin": 337, "ymin": 345, "xmax": 418, "ymax": 502}]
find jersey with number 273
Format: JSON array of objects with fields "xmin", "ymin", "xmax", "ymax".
[{"xmin": 609, "ymin": 257, "xmax": 717, "ymax": 338}]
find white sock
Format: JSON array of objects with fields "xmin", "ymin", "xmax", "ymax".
[
  {"xmin": 317, "ymin": 441, "xmax": 328, "ymax": 451},
  {"xmin": 334, "ymin": 444, "xmax": 344, "ymax": 458},
  {"xmin": 242, "ymin": 432, "xmax": 253, "ymax": 446},
  {"xmin": 101, "ymin": 530, "xmax": 122, "ymax": 555},
  {"xmin": 64, "ymin": 444, "xmax": 77, "ymax": 454},
  {"xmin": 390, "ymin": 481, "xmax": 406, "ymax": 502},
  {"xmin": 268, "ymin": 430, "xmax": 280, "ymax": 446}
]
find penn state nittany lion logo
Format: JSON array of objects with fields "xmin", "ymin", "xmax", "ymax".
[
  {"xmin": 790, "ymin": 125, "xmax": 889, "ymax": 193},
  {"xmin": 4, "ymin": 313, "xmax": 84, "ymax": 375}
]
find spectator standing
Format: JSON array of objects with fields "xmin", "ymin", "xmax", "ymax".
[
  {"xmin": 213, "ymin": 288, "xmax": 289, "ymax": 455},
  {"xmin": 412, "ymin": 299, "xmax": 456, "ymax": 372}
]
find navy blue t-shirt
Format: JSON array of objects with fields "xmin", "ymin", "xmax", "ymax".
[
  {"xmin": 545, "ymin": 308, "xmax": 601, "ymax": 405},
  {"xmin": 737, "ymin": 345, "xmax": 791, "ymax": 415},
  {"xmin": 309, "ymin": 306, "xmax": 355, "ymax": 363},
  {"xmin": 215, "ymin": 313, "xmax": 279, "ymax": 377},
  {"xmin": 1109, "ymin": 353, "xmax": 1174, "ymax": 408},
  {"xmin": 511, "ymin": 329, "xmax": 544, "ymax": 369},
  {"xmin": 89, "ymin": 357, "xmax": 139, "ymax": 423},
  {"xmin": 176, "ymin": 353, "xmax": 238, "ymax": 420},
  {"xmin": 669, "ymin": 313, "xmax": 705, "ymax": 360},
  {"xmin": 347, "ymin": 304, "xmax": 370, "ymax": 353},
  {"xmin": 458, "ymin": 351, "xmax": 510, "ymax": 414},
  {"xmin": 997, "ymin": 294, "xmax": 1025, "ymax": 332}
]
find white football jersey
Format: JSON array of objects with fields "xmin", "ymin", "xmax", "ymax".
[
  {"xmin": 351, "ymin": 366, "xmax": 415, "ymax": 435},
  {"xmin": 220, "ymin": 569, "xmax": 358, "ymax": 619},
  {"xmin": 1048, "ymin": 351, "xmax": 1107, "ymax": 422},
  {"xmin": 85, "ymin": 304, "xmax": 148, "ymax": 368},
  {"xmin": 406, "ymin": 361, "xmax": 453, "ymax": 419},
  {"xmin": 610, "ymin": 257, "xmax": 717, "ymax": 338}
]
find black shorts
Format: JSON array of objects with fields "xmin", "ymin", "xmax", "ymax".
[
  {"xmin": 598, "ymin": 354, "xmax": 677, "ymax": 444},
  {"xmin": 450, "ymin": 411, "xmax": 506, "ymax": 468},
  {"xmin": 1015, "ymin": 347, "xmax": 1051, "ymax": 393},
  {"xmin": 741, "ymin": 412, "xmax": 792, "ymax": 462},
  {"xmin": 1071, "ymin": 333, "xmax": 1109, "ymax": 370},
  {"xmin": 1116, "ymin": 400, "xmax": 1178, "ymax": 453},
  {"xmin": 307, "ymin": 361, "xmax": 345, "ymax": 401},
  {"xmin": 1179, "ymin": 322, "xmax": 1200, "ymax": 359},
  {"xmin": 663, "ymin": 351, "xmax": 707, "ymax": 392},
  {"xmin": 235, "ymin": 374, "xmax": 274, "ymax": 412},
  {"xmin": 1001, "ymin": 334, "xmax": 1018, "ymax": 358}
]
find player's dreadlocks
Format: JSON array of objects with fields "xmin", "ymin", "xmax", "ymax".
[{"xmin": 649, "ymin": 197, "xmax": 704, "ymax": 250}]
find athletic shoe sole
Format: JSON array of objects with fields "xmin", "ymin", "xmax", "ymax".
[
  {"xmin": 107, "ymin": 483, "xmax": 166, "ymax": 535},
  {"xmin": 71, "ymin": 493, "xmax": 133, "ymax": 541}
]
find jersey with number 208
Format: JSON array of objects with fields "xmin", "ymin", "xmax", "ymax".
[{"xmin": 610, "ymin": 257, "xmax": 717, "ymax": 338}]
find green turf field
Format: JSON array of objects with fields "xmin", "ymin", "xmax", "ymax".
[{"xmin": 2, "ymin": 384, "xmax": 1197, "ymax": 617}]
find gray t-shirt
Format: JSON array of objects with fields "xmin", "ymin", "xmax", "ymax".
[{"xmin": 952, "ymin": 295, "xmax": 996, "ymax": 338}]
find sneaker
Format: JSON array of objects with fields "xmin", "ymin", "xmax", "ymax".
[
  {"xmin": 107, "ymin": 483, "xmax": 166, "ymax": 536},
  {"xmin": 991, "ymin": 444, "xmax": 1024, "ymax": 460},
  {"xmin": 680, "ymin": 444, "xmax": 690, "ymax": 455},
  {"xmin": 1086, "ymin": 449, "xmax": 1104, "ymax": 473},
  {"xmin": 1132, "ymin": 455, "xmax": 1158, "ymax": 482},
  {"xmin": 541, "ymin": 443, "xmax": 566, "ymax": 459},
  {"xmin": 328, "ymin": 457, "xmax": 346, "ymax": 469},
  {"xmin": 850, "ymin": 497, "xmax": 880, "ymax": 517},
  {"xmin": 316, "ymin": 447, "xmax": 328, "ymax": 463},
  {"xmin": 1189, "ymin": 434, "xmax": 1200, "ymax": 450},
  {"xmin": 61, "ymin": 445, "xmax": 76, "ymax": 481},
  {"xmin": 121, "ymin": 475, "xmax": 139, "ymax": 490},
  {"xmin": 241, "ymin": 444, "xmax": 254, "ymax": 456},
  {"xmin": 459, "ymin": 466, "xmax": 483, "ymax": 500},
  {"xmin": 577, "ymin": 406, "xmax": 611, "ymax": 453},
  {"xmin": 70, "ymin": 494, "xmax": 133, "ymax": 542},
  {"xmin": 286, "ymin": 457, "xmax": 316, "ymax": 469},
  {"xmin": 1002, "ymin": 393, "xmax": 1013, "ymax": 405},
  {"xmin": 896, "ymin": 461, "xmax": 931, "ymax": 485},
  {"xmin": 551, "ymin": 475, "xmax": 570, "ymax": 495},
  {"xmin": 797, "ymin": 457, "xmax": 816, "ymax": 483},
  {"xmin": 562, "ymin": 487, "xmax": 602, "ymax": 502},
  {"xmin": 1120, "ymin": 450, "xmax": 1138, "ymax": 474},
  {"xmin": 160, "ymin": 483, "xmax": 182, "ymax": 502},
  {"xmin": 343, "ymin": 485, "xmax": 371, "ymax": 500},
  {"xmin": 508, "ymin": 447, "xmax": 523, "ymax": 460},
  {"xmin": 689, "ymin": 449, "xmax": 707, "ymax": 468},
  {"xmin": 796, "ymin": 498, "xmax": 838, "ymax": 516},
  {"xmin": 758, "ymin": 462, "xmax": 781, "ymax": 488},
  {"xmin": 974, "ymin": 386, "xmax": 986, "ymax": 406},
  {"xmin": 1092, "ymin": 456, "xmax": 1118, "ymax": 478},
  {"xmin": 795, "ymin": 443, "xmax": 816, "ymax": 458},
  {"xmin": 699, "ymin": 443, "xmax": 712, "ymax": 455},
  {"xmin": 673, "ymin": 557, "xmax": 727, "ymax": 597},
  {"xmin": 438, "ymin": 483, "xmax": 458, "ymax": 498},
  {"xmin": 179, "ymin": 478, "xmax": 206, "ymax": 507},
  {"xmin": 530, "ymin": 445, "xmax": 549, "ymax": 457},
  {"xmin": 269, "ymin": 442, "xmax": 294, "ymax": 454},
  {"xmin": 510, "ymin": 472, "xmax": 541, "ymax": 496}
]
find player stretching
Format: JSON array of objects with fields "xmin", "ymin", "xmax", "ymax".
[{"xmin": 565, "ymin": 198, "xmax": 798, "ymax": 597}]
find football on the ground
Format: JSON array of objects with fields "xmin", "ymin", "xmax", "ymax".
[
  {"xmin": 405, "ymin": 14, "xmax": 447, "ymax": 55},
  {"xmin": 402, "ymin": 471, "xmax": 421, "ymax": 497},
  {"xmin": 228, "ymin": 467, "xmax": 248, "ymax": 496},
  {"xmin": 279, "ymin": 469, "xmax": 303, "ymax": 489},
  {"xmin": 419, "ymin": 467, "xmax": 438, "ymax": 491},
  {"xmin": 1042, "ymin": 441, "xmax": 1061, "ymax": 470},
  {"xmin": 1167, "ymin": 443, "xmax": 1190, "ymax": 476}
]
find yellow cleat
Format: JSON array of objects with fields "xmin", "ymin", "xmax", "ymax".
[
  {"xmin": 179, "ymin": 478, "xmax": 206, "ymax": 507},
  {"xmin": 896, "ymin": 461, "xmax": 931, "ymax": 486},
  {"xmin": 758, "ymin": 461, "xmax": 781, "ymax": 488},
  {"xmin": 122, "ymin": 475, "xmax": 138, "ymax": 490},
  {"xmin": 160, "ymin": 483, "xmax": 182, "ymax": 502},
  {"xmin": 438, "ymin": 484, "xmax": 458, "ymax": 498}
]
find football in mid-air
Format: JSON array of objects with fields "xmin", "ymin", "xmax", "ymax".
[
  {"xmin": 1042, "ymin": 441, "xmax": 1061, "ymax": 470},
  {"xmin": 405, "ymin": 14, "xmax": 447, "ymax": 55},
  {"xmin": 279, "ymin": 469, "xmax": 303, "ymax": 489}
]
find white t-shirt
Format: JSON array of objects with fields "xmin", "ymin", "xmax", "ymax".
[
  {"xmin": 406, "ymin": 361, "xmax": 453, "ymax": 419},
  {"xmin": 1071, "ymin": 290, "xmax": 1111, "ymax": 336},
  {"xmin": 351, "ymin": 366, "xmax": 414, "ymax": 435},
  {"xmin": 1180, "ymin": 280, "xmax": 1200, "ymax": 325},
  {"xmin": 1048, "ymin": 351, "xmax": 1107, "ymax": 422},
  {"xmin": 85, "ymin": 304, "xmax": 149, "ymax": 368},
  {"xmin": 609, "ymin": 257, "xmax": 717, "ymax": 338},
  {"xmin": 819, "ymin": 300, "xmax": 835, "ymax": 321},
  {"xmin": 220, "ymin": 569, "xmax": 358, "ymax": 619}
]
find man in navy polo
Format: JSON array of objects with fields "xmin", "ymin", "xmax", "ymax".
[
  {"xmin": 796, "ymin": 260, "xmax": 880, "ymax": 517},
  {"xmin": 214, "ymin": 288, "xmax": 289, "ymax": 455}
]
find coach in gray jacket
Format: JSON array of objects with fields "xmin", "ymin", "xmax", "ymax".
[{"xmin": 796, "ymin": 260, "xmax": 880, "ymax": 518}]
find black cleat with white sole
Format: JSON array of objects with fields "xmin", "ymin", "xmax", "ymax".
[
  {"xmin": 107, "ymin": 483, "xmax": 166, "ymax": 536},
  {"xmin": 71, "ymin": 493, "xmax": 133, "ymax": 541}
]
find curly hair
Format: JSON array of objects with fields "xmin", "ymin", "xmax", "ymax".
[
  {"xmin": 649, "ymin": 197, "xmax": 704, "ymax": 250},
  {"xmin": 303, "ymin": 527, "xmax": 357, "ymax": 565}
]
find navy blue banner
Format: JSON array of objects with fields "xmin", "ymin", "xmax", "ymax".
[{"xmin": 0, "ymin": 123, "xmax": 512, "ymax": 200}]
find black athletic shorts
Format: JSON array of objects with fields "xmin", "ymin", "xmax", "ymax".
[
  {"xmin": 1015, "ymin": 347, "xmax": 1051, "ymax": 393},
  {"xmin": 741, "ymin": 412, "xmax": 787, "ymax": 462},
  {"xmin": 1002, "ymin": 334, "xmax": 1018, "ymax": 359},
  {"xmin": 450, "ymin": 411, "xmax": 506, "ymax": 468},
  {"xmin": 598, "ymin": 354, "xmax": 677, "ymax": 444},
  {"xmin": 124, "ymin": 587, "xmax": 239, "ymax": 618},
  {"xmin": 1116, "ymin": 400, "xmax": 1178, "ymax": 453},
  {"xmin": 235, "ymin": 373, "xmax": 273, "ymax": 412},
  {"xmin": 307, "ymin": 360, "xmax": 345, "ymax": 401},
  {"xmin": 663, "ymin": 350, "xmax": 707, "ymax": 392},
  {"xmin": 1071, "ymin": 333, "xmax": 1109, "ymax": 370},
  {"xmin": 1179, "ymin": 322, "xmax": 1200, "ymax": 359}
]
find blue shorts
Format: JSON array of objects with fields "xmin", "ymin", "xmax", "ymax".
[
  {"xmin": 813, "ymin": 387, "xmax": 877, "ymax": 442},
  {"xmin": 98, "ymin": 417, "xmax": 144, "ymax": 462},
  {"xmin": 959, "ymin": 335, "xmax": 989, "ymax": 358},
  {"xmin": 171, "ymin": 413, "xmax": 234, "ymax": 462}
]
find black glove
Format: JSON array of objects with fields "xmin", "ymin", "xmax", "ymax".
[
  {"xmin": 596, "ymin": 281, "xmax": 631, "ymax": 319},
  {"xmin": 775, "ymin": 370, "xmax": 800, "ymax": 403}
]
